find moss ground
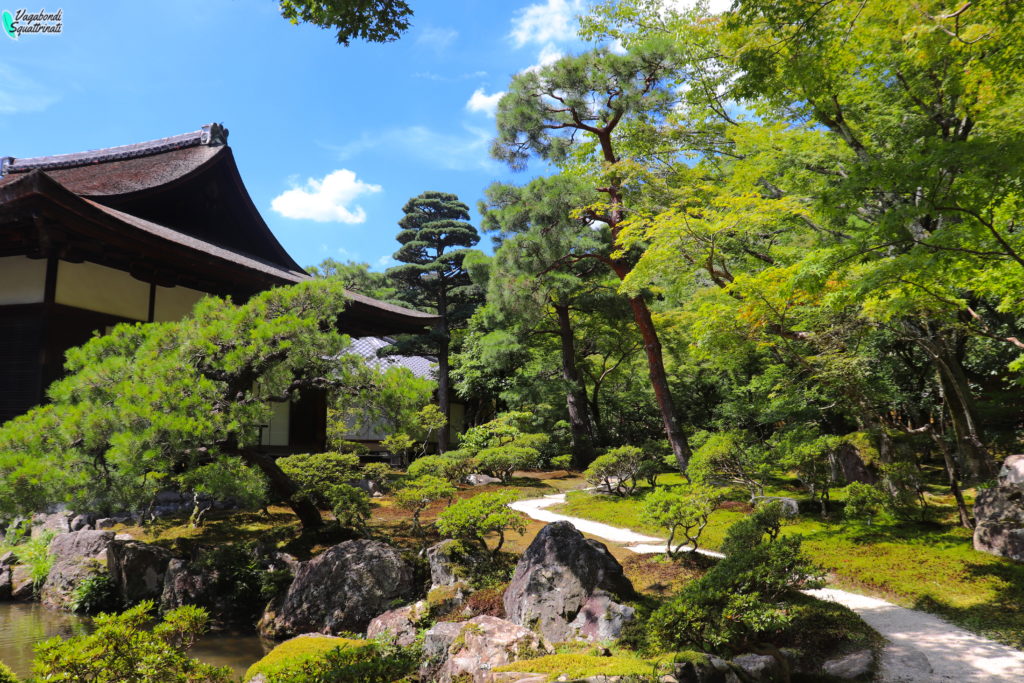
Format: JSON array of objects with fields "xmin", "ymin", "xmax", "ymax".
[
  {"xmin": 243, "ymin": 635, "xmax": 369, "ymax": 681},
  {"xmin": 551, "ymin": 474, "xmax": 1024, "ymax": 648}
]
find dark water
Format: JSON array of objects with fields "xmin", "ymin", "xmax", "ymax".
[{"xmin": 0, "ymin": 602, "xmax": 271, "ymax": 680}]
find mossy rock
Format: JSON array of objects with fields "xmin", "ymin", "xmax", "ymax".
[
  {"xmin": 492, "ymin": 652, "xmax": 699, "ymax": 681},
  {"xmin": 244, "ymin": 635, "xmax": 370, "ymax": 682}
]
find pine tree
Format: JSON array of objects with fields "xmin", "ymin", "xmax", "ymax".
[{"xmin": 387, "ymin": 191, "xmax": 482, "ymax": 451}]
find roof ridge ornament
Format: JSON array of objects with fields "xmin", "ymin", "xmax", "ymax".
[
  {"xmin": 200, "ymin": 123, "xmax": 229, "ymax": 146},
  {"xmin": 0, "ymin": 157, "xmax": 12, "ymax": 176}
]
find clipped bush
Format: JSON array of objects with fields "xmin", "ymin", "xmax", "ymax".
[
  {"xmin": 584, "ymin": 446, "xmax": 647, "ymax": 495},
  {"xmin": 475, "ymin": 446, "xmax": 538, "ymax": 482},
  {"xmin": 648, "ymin": 502, "xmax": 825, "ymax": 655},
  {"xmin": 277, "ymin": 452, "xmax": 363, "ymax": 505},
  {"xmin": 436, "ymin": 491, "xmax": 527, "ymax": 554},
  {"xmin": 690, "ymin": 430, "xmax": 771, "ymax": 497},
  {"xmin": 328, "ymin": 484, "xmax": 371, "ymax": 536},
  {"xmin": 394, "ymin": 476, "xmax": 456, "ymax": 543},
  {"xmin": 407, "ymin": 451, "xmax": 476, "ymax": 484},
  {"xmin": 550, "ymin": 454, "xmax": 573, "ymax": 471},
  {"xmin": 361, "ymin": 462, "xmax": 393, "ymax": 492},
  {"xmin": 844, "ymin": 482, "xmax": 887, "ymax": 525},
  {"xmin": 33, "ymin": 601, "xmax": 231, "ymax": 682},
  {"xmin": 641, "ymin": 483, "xmax": 720, "ymax": 557}
]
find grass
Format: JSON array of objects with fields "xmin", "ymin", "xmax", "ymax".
[
  {"xmin": 243, "ymin": 635, "xmax": 370, "ymax": 682},
  {"xmin": 492, "ymin": 651, "xmax": 700, "ymax": 680},
  {"xmin": 551, "ymin": 475, "xmax": 1024, "ymax": 648}
]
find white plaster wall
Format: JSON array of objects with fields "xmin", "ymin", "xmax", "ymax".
[
  {"xmin": 55, "ymin": 261, "xmax": 149, "ymax": 320},
  {"xmin": 0, "ymin": 256, "xmax": 46, "ymax": 305},
  {"xmin": 260, "ymin": 401, "xmax": 291, "ymax": 447},
  {"xmin": 154, "ymin": 285, "xmax": 206, "ymax": 322}
]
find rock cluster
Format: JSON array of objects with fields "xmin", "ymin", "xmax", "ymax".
[{"xmin": 974, "ymin": 454, "xmax": 1024, "ymax": 561}]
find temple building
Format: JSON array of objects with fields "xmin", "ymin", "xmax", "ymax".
[{"xmin": 0, "ymin": 123, "xmax": 437, "ymax": 450}]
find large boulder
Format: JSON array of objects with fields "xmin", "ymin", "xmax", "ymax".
[
  {"xmin": 998, "ymin": 454, "xmax": 1024, "ymax": 487},
  {"xmin": 973, "ymin": 486, "xmax": 1024, "ymax": 561},
  {"xmin": 427, "ymin": 540, "xmax": 461, "ymax": 588},
  {"xmin": 10, "ymin": 566, "xmax": 35, "ymax": 600},
  {"xmin": 422, "ymin": 615, "xmax": 546, "ymax": 683},
  {"xmin": 0, "ymin": 567, "xmax": 10, "ymax": 600},
  {"xmin": 108, "ymin": 540, "xmax": 173, "ymax": 605},
  {"xmin": 821, "ymin": 649, "xmax": 875, "ymax": 680},
  {"xmin": 160, "ymin": 558, "xmax": 230, "ymax": 621},
  {"xmin": 40, "ymin": 530, "xmax": 115, "ymax": 608},
  {"xmin": 503, "ymin": 521, "xmax": 635, "ymax": 643},
  {"xmin": 259, "ymin": 539, "xmax": 414, "ymax": 639}
]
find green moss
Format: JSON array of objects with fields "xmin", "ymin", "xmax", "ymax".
[
  {"xmin": 493, "ymin": 653, "xmax": 691, "ymax": 680},
  {"xmin": 244, "ymin": 636, "xmax": 370, "ymax": 681}
]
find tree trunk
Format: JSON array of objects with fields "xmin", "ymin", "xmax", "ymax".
[
  {"xmin": 239, "ymin": 450, "xmax": 323, "ymax": 529},
  {"xmin": 435, "ymin": 309, "xmax": 451, "ymax": 453},
  {"xmin": 931, "ymin": 427, "xmax": 975, "ymax": 529},
  {"xmin": 626, "ymin": 293, "xmax": 693, "ymax": 475},
  {"xmin": 554, "ymin": 303, "xmax": 597, "ymax": 469},
  {"xmin": 916, "ymin": 331, "xmax": 995, "ymax": 483}
]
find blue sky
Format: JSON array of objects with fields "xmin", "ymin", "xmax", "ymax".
[{"xmin": 0, "ymin": 0, "xmax": 603, "ymax": 270}]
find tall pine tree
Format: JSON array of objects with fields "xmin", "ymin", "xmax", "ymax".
[{"xmin": 387, "ymin": 191, "xmax": 482, "ymax": 451}]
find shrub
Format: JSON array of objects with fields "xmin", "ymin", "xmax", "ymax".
[
  {"xmin": 647, "ymin": 503, "xmax": 825, "ymax": 655},
  {"xmin": 690, "ymin": 430, "xmax": 771, "ymax": 497},
  {"xmin": 328, "ymin": 484, "xmax": 371, "ymax": 536},
  {"xmin": 32, "ymin": 601, "xmax": 231, "ymax": 682},
  {"xmin": 407, "ymin": 452, "xmax": 476, "ymax": 484},
  {"xmin": 436, "ymin": 491, "xmax": 527, "ymax": 555},
  {"xmin": 277, "ymin": 452, "xmax": 363, "ymax": 505},
  {"xmin": 0, "ymin": 661, "xmax": 16, "ymax": 683},
  {"xmin": 641, "ymin": 484, "xmax": 720, "ymax": 557},
  {"xmin": 394, "ymin": 476, "xmax": 456, "ymax": 543},
  {"xmin": 361, "ymin": 462, "xmax": 393, "ymax": 492},
  {"xmin": 584, "ymin": 446, "xmax": 647, "ymax": 495},
  {"xmin": 70, "ymin": 570, "xmax": 119, "ymax": 615},
  {"xmin": 550, "ymin": 454, "xmax": 573, "ymax": 471},
  {"xmin": 475, "ymin": 446, "xmax": 538, "ymax": 482},
  {"xmin": 192, "ymin": 543, "xmax": 274, "ymax": 625},
  {"xmin": 844, "ymin": 482, "xmax": 887, "ymax": 525},
  {"xmin": 881, "ymin": 461, "xmax": 928, "ymax": 521},
  {"xmin": 14, "ymin": 530, "xmax": 55, "ymax": 593}
]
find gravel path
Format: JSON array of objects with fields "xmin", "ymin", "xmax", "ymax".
[{"xmin": 510, "ymin": 493, "xmax": 1024, "ymax": 681}]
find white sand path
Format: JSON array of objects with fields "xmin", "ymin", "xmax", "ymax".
[{"xmin": 510, "ymin": 493, "xmax": 1024, "ymax": 681}]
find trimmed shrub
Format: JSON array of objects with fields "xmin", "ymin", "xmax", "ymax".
[
  {"xmin": 584, "ymin": 446, "xmax": 647, "ymax": 495},
  {"xmin": 277, "ymin": 452, "xmax": 363, "ymax": 505},
  {"xmin": 328, "ymin": 484, "xmax": 371, "ymax": 536},
  {"xmin": 243, "ymin": 635, "xmax": 417, "ymax": 683},
  {"xmin": 475, "ymin": 447, "xmax": 538, "ymax": 482},
  {"xmin": 436, "ymin": 491, "xmax": 527, "ymax": 554},
  {"xmin": 641, "ymin": 484, "xmax": 720, "ymax": 557},
  {"xmin": 408, "ymin": 452, "xmax": 476, "ymax": 484}
]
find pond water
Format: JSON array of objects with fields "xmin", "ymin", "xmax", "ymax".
[{"xmin": 0, "ymin": 602, "xmax": 271, "ymax": 680}]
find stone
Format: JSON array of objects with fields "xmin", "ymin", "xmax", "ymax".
[
  {"xmin": 830, "ymin": 442, "xmax": 878, "ymax": 485},
  {"xmin": 504, "ymin": 521, "xmax": 635, "ymax": 643},
  {"xmin": 108, "ymin": 540, "xmax": 173, "ymax": 604},
  {"xmin": 366, "ymin": 601, "xmax": 427, "ymax": 647},
  {"xmin": 673, "ymin": 655, "xmax": 730, "ymax": 683},
  {"xmin": 31, "ymin": 510, "xmax": 71, "ymax": 538},
  {"xmin": 876, "ymin": 643, "xmax": 932, "ymax": 681},
  {"xmin": 0, "ymin": 568, "xmax": 10, "ymax": 600},
  {"xmin": 427, "ymin": 539, "xmax": 462, "ymax": 588},
  {"xmin": 40, "ymin": 530, "xmax": 115, "ymax": 608},
  {"xmin": 10, "ymin": 566, "xmax": 34, "ymax": 600},
  {"xmin": 567, "ymin": 594, "xmax": 635, "ymax": 642},
  {"xmin": 974, "ymin": 486, "xmax": 1024, "ymax": 561},
  {"xmin": 821, "ymin": 649, "xmax": 875, "ymax": 680},
  {"xmin": 69, "ymin": 514, "xmax": 92, "ymax": 532},
  {"xmin": 161, "ymin": 558, "xmax": 223, "ymax": 615},
  {"xmin": 431, "ymin": 615, "xmax": 546, "ymax": 683},
  {"xmin": 419, "ymin": 621, "xmax": 464, "ymax": 681},
  {"xmin": 728, "ymin": 653, "xmax": 778, "ymax": 682},
  {"xmin": 750, "ymin": 496, "xmax": 799, "ymax": 517},
  {"xmin": 998, "ymin": 454, "xmax": 1024, "ymax": 487},
  {"xmin": 466, "ymin": 473, "xmax": 502, "ymax": 486},
  {"xmin": 259, "ymin": 539, "xmax": 414, "ymax": 639},
  {"xmin": 0, "ymin": 551, "xmax": 16, "ymax": 567}
]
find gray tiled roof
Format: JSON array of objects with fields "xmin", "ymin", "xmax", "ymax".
[{"xmin": 347, "ymin": 336, "xmax": 436, "ymax": 380}]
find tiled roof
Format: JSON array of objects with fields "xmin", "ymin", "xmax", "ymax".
[{"xmin": 347, "ymin": 336, "xmax": 437, "ymax": 380}]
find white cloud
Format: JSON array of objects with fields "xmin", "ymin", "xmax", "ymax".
[
  {"xmin": 414, "ymin": 70, "xmax": 488, "ymax": 82},
  {"xmin": 510, "ymin": 0, "xmax": 583, "ymax": 48},
  {"xmin": 377, "ymin": 255, "xmax": 397, "ymax": 268},
  {"xmin": 416, "ymin": 25, "xmax": 458, "ymax": 51},
  {"xmin": 271, "ymin": 169, "xmax": 381, "ymax": 224},
  {"xmin": 0, "ymin": 65, "xmax": 59, "ymax": 114},
  {"xmin": 326, "ymin": 125, "xmax": 497, "ymax": 172},
  {"xmin": 523, "ymin": 42, "xmax": 564, "ymax": 73},
  {"xmin": 466, "ymin": 88, "xmax": 504, "ymax": 117}
]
